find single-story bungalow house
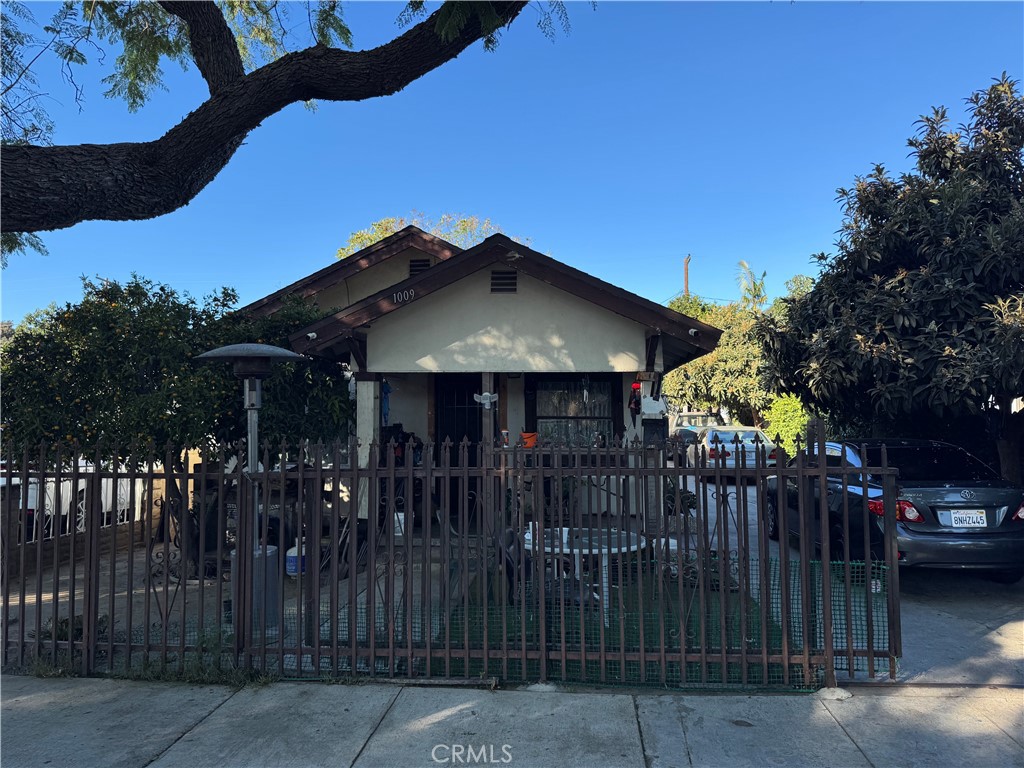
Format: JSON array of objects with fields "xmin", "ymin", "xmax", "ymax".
[{"xmin": 242, "ymin": 226, "xmax": 721, "ymax": 472}]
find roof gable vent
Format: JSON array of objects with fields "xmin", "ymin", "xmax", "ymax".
[
  {"xmin": 409, "ymin": 258, "xmax": 431, "ymax": 277},
  {"xmin": 490, "ymin": 269, "xmax": 518, "ymax": 293}
]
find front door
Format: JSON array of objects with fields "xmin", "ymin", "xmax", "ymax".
[{"xmin": 434, "ymin": 373, "xmax": 482, "ymax": 467}]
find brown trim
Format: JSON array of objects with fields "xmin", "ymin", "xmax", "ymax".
[
  {"xmin": 353, "ymin": 371, "xmax": 382, "ymax": 382},
  {"xmin": 426, "ymin": 375, "xmax": 436, "ymax": 443},
  {"xmin": 645, "ymin": 334, "xmax": 661, "ymax": 371},
  {"xmin": 343, "ymin": 333, "xmax": 368, "ymax": 372},
  {"xmin": 240, "ymin": 226, "xmax": 461, "ymax": 317},
  {"xmin": 498, "ymin": 375, "xmax": 508, "ymax": 435},
  {"xmin": 482, "ymin": 372, "xmax": 495, "ymax": 443}
]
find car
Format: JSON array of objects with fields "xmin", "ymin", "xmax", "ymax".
[
  {"xmin": 763, "ymin": 439, "xmax": 1024, "ymax": 583},
  {"xmin": 669, "ymin": 427, "xmax": 699, "ymax": 447},
  {"xmin": 672, "ymin": 412, "xmax": 721, "ymax": 431},
  {"xmin": 687, "ymin": 426, "xmax": 778, "ymax": 469}
]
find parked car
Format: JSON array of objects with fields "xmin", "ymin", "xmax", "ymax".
[
  {"xmin": 687, "ymin": 426, "xmax": 778, "ymax": 469},
  {"xmin": 669, "ymin": 427, "xmax": 699, "ymax": 447},
  {"xmin": 672, "ymin": 412, "xmax": 721, "ymax": 431},
  {"xmin": 763, "ymin": 439, "xmax": 1024, "ymax": 583}
]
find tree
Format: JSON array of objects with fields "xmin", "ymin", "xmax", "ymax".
[
  {"xmin": 0, "ymin": 1, "xmax": 568, "ymax": 239},
  {"xmin": 0, "ymin": 275, "xmax": 352, "ymax": 454},
  {"xmin": 336, "ymin": 211, "xmax": 525, "ymax": 258},
  {"xmin": 758, "ymin": 76, "xmax": 1024, "ymax": 481},
  {"xmin": 736, "ymin": 260, "xmax": 767, "ymax": 311},
  {"xmin": 663, "ymin": 291, "xmax": 774, "ymax": 427},
  {"xmin": 664, "ymin": 268, "xmax": 816, "ymax": 429}
]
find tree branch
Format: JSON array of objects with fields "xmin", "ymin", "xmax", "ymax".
[
  {"xmin": 158, "ymin": 1, "xmax": 245, "ymax": 96},
  {"xmin": 1, "ymin": 2, "xmax": 527, "ymax": 233}
]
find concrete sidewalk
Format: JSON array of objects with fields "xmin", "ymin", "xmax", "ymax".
[{"xmin": 2, "ymin": 676, "xmax": 1022, "ymax": 768}]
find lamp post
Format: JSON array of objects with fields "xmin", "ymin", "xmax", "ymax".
[{"xmin": 196, "ymin": 343, "xmax": 304, "ymax": 638}]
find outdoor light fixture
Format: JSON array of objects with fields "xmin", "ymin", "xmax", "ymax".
[
  {"xmin": 196, "ymin": 343, "xmax": 305, "ymax": 500},
  {"xmin": 195, "ymin": 343, "xmax": 305, "ymax": 636}
]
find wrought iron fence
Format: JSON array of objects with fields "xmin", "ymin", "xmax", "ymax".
[{"xmin": 1, "ymin": 434, "xmax": 901, "ymax": 689}]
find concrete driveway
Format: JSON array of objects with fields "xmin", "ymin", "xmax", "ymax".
[
  {"xmin": 895, "ymin": 567, "xmax": 1023, "ymax": 685},
  {"xmin": 721, "ymin": 481, "xmax": 1024, "ymax": 686}
]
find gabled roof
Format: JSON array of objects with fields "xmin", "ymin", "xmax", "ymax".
[
  {"xmin": 290, "ymin": 234, "xmax": 722, "ymax": 369},
  {"xmin": 239, "ymin": 225, "xmax": 461, "ymax": 317}
]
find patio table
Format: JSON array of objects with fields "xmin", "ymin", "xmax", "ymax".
[{"xmin": 522, "ymin": 525, "xmax": 644, "ymax": 626}]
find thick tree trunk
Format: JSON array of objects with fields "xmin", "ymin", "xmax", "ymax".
[{"xmin": 1, "ymin": 2, "xmax": 526, "ymax": 234}]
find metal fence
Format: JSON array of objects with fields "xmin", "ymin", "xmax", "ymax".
[{"xmin": 1, "ymin": 435, "xmax": 901, "ymax": 689}]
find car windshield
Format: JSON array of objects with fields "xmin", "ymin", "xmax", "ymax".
[{"xmin": 867, "ymin": 445, "xmax": 999, "ymax": 483}]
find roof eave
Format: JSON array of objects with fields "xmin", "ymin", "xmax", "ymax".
[{"xmin": 239, "ymin": 226, "xmax": 461, "ymax": 317}]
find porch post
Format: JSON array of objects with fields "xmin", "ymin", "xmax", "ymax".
[
  {"xmin": 355, "ymin": 375, "xmax": 381, "ymax": 520},
  {"xmin": 481, "ymin": 372, "xmax": 495, "ymax": 445},
  {"xmin": 355, "ymin": 376, "xmax": 381, "ymax": 466}
]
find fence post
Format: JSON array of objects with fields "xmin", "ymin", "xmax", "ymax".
[
  {"xmin": 815, "ymin": 427, "xmax": 836, "ymax": 688},
  {"xmin": 81, "ymin": 471, "xmax": 102, "ymax": 676},
  {"xmin": 1, "ymin": 448, "xmax": 15, "ymax": 666},
  {"xmin": 880, "ymin": 446, "xmax": 902, "ymax": 671},
  {"xmin": 234, "ymin": 475, "xmax": 251, "ymax": 667}
]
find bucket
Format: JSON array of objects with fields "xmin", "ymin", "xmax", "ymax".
[
  {"xmin": 286, "ymin": 544, "xmax": 306, "ymax": 576},
  {"xmin": 520, "ymin": 432, "xmax": 538, "ymax": 448}
]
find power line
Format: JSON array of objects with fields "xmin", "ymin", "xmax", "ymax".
[{"xmin": 662, "ymin": 289, "xmax": 732, "ymax": 305}]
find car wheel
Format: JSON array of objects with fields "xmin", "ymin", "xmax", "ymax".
[
  {"xmin": 986, "ymin": 568, "xmax": 1024, "ymax": 585},
  {"xmin": 826, "ymin": 525, "xmax": 862, "ymax": 561},
  {"xmin": 764, "ymin": 497, "xmax": 780, "ymax": 541}
]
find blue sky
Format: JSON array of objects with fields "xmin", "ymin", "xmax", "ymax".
[{"xmin": 2, "ymin": 1, "xmax": 1022, "ymax": 323}]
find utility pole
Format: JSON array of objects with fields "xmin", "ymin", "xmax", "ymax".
[{"xmin": 684, "ymin": 254, "xmax": 691, "ymax": 296}]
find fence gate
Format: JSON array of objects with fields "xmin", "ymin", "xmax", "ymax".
[{"xmin": 2, "ymin": 437, "xmax": 900, "ymax": 688}]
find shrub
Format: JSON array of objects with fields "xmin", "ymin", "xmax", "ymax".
[{"xmin": 764, "ymin": 395, "xmax": 811, "ymax": 455}]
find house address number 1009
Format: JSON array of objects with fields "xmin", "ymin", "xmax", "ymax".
[{"xmin": 393, "ymin": 289, "xmax": 416, "ymax": 304}]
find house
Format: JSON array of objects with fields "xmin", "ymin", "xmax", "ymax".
[{"xmin": 243, "ymin": 226, "xmax": 721, "ymax": 471}]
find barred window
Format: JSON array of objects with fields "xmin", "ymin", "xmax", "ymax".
[{"xmin": 536, "ymin": 379, "xmax": 612, "ymax": 445}]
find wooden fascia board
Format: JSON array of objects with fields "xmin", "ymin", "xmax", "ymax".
[{"xmin": 240, "ymin": 227, "xmax": 461, "ymax": 317}]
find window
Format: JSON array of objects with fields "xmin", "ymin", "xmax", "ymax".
[
  {"xmin": 866, "ymin": 445, "xmax": 998, "ymax": 483},
  {"xmin": 535, "ymin": 379, "xmax": 613, "ymax": 445}
]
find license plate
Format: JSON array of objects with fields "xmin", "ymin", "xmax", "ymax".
[{"xmin": 947, "ymin": 510, "xmax": 986, "ymax": 528}]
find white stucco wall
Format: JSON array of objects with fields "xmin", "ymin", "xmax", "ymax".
[{"xmin": 365, "ymin": 269, "xmax": 649, "ymax": 373}]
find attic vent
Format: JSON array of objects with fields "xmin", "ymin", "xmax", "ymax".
[
  {"xmin": 490, "ymin": 269, "xmax": 518, "ymax": 293},
  {"xmin": 409, "ymin": 258, "xmax": 431, "ymax": 277}
]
